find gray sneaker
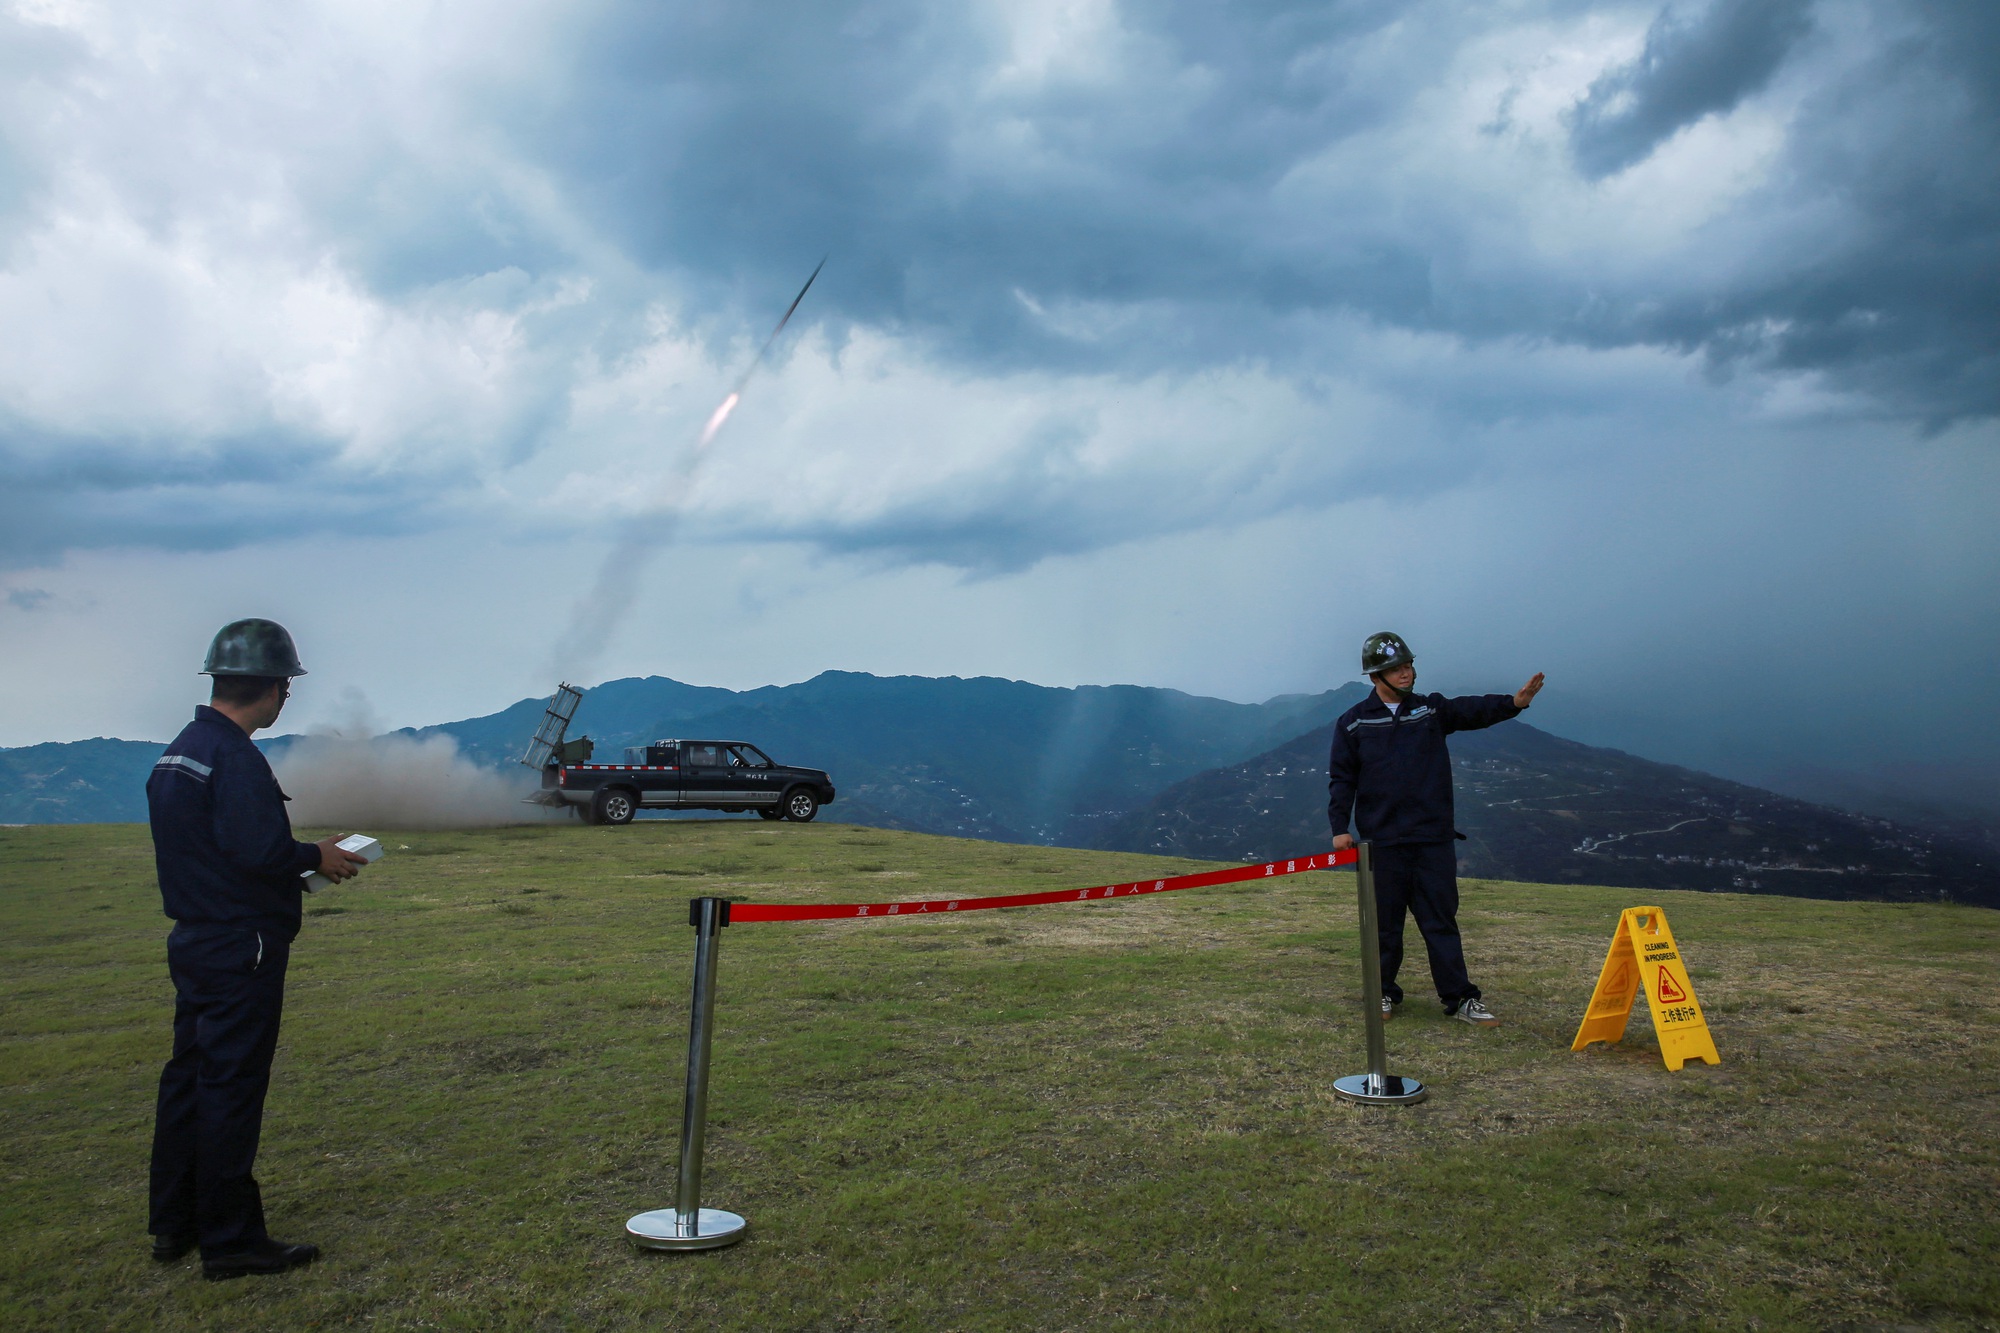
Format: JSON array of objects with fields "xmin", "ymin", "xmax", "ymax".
[
  {"xmin": 1380, "ymin": 995, "xmax": 1397, "ymax": 1019},
  {"xmin": 1453, "ymin": 998, "xmax": 1500, "ymax": 1027}
]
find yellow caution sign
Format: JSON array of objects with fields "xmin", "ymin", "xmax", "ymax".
[{"xmin": 1570, "ymin": 906, "xmax": 1720, "ymax": 1071}]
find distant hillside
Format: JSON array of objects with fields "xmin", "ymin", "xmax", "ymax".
[
  {"xmin": 0, "ymin": 674, "xmax": 1366, "ymax": 839},
  {"xmin": 412, "ymin": 671, "xmax": 1370, "ymax": 842},
  {"xmin": 0, "ymin": 739, "xmax": 164, "ymax": 824},
  {"xmin": 1075, "ymin": 720, "xmax": 2000, "ymax": 908},
  {"xmin": 6, "ymin": 675, "xmax": 1993, "ymax": 907}
]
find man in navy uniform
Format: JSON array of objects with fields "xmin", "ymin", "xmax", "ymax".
[
  {"xmin": 146, "ymin": 618, "xmax": 370, "ymax": 1280},
  {"xmin": 1328, "ymin": 632, "xmax": 1544, "ymax": 1027}
]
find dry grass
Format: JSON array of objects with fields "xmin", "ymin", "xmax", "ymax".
[{"xmin": 0, "ymin": 820, "xmax": 1995, "ymax": 1331}]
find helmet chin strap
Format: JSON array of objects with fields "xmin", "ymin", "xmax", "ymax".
[{"xmin": 1373, "ymin": 669, "xmax": 1415, "ymax": 703}]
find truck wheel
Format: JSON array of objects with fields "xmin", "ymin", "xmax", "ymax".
[
  {"xmin": 757, "ymin": 807, "xmax": 782, "ymax": 820},
  {"xmin": 782, "ymin": 788, "xmax": 819, "ymax": 823},
  {"xmin": 593, "ymin": 788, "xmax": 637, "ymax": 826}
]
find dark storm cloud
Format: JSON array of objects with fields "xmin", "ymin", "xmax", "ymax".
[
  {"xmin": 1581, "ymin": 0, "xmax": 2000, "ymax": 420},
  {"xmin": 3, "ymin": 0, "xmax": 1997, "ymax": 574},
  {"xmin": 533, "ymin": 0, "xmax": 1435, "ymax": 371},
  {"xmin": 1566, "ymin": 0, "xmax": 1814, "ymax": 179},
  {"xmin": 0, "ymin": 424, "xmax": 436, "ymax": 569},
  {"xmin": 533, "ymin": 0, "xmax": 1998, "ymax": 419}
]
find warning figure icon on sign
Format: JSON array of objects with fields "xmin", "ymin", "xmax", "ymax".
[{"xmin": 1657, "ymin": 971, "xmax": 1688, "ymax": 1004}]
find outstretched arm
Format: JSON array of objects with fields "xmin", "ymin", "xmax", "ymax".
[{"xmin": 1440, "ymin": 674, "xmax": 1545, "ymax": 734}]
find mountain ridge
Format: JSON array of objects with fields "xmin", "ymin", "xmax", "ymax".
[
  {"xmin": 1076, "ymin": 719, "xmax": 1999, "ymax": 907},
  {"xmin": 3, "ymin": 671, "xmax": 1993, "ymax": 906}
]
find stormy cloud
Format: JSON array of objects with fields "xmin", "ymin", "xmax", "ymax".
[
  {"xmin": 0, "ymin": 0, "xmax": 1995, "ymax": 828},
  {"xmin": 1567, "ymin": 0, "xmax": 1815, "ymax": 179},
  {"xmin": 2, "ymin": 0, "xmax": 1994, "ymax": 572}
]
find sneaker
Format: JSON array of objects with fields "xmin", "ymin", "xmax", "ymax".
[
  {"xmin": 1380, "ymin": 995, "xmax": 1397, "ymax": 1019},
  {"xmin": 1453, "ymin": 998, "xmax": 1500, "ymax": 1027}
]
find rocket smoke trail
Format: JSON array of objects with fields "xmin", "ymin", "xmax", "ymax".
[
  {"xmin": 699, "ymin": 255, "xmax": 825, "ymax": 448},
  {"xmin": 551, "ymin": 259, "xmax": 825, "ymax": 681}
]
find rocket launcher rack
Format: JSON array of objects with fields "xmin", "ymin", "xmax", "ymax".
[{"xmin": 519, "ymin": 683, "xmax": 584, "ymax": 769}]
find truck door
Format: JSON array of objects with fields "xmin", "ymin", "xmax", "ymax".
[
  {"xmin": 725, "ymin": 745, "xmax": 782, "ymax": 808},
  {"xmin": 643, "ymin": 744, "xmax": 683, "ymax": 808},
  {"xmin": 680, "ymin": 742, "xmax": 734, "ymax": 809}
]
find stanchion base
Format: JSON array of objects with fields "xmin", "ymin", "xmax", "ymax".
[
  {"xmin": 626, "ymin": 1207, "xmax": 748, "ymax": 1251},
  {"xmin": 1332, "ymin": 1073, "xmax": 1428, "ymax": 1105}
]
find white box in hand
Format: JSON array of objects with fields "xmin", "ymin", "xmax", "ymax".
[{"xmin": 302, "ymin": 834, "xmax": 385, "ymax": 893}]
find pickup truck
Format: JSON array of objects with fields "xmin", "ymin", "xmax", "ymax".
[{"xmin": 531, "ymin": 739, "xmax": 837, "ymax": 826}]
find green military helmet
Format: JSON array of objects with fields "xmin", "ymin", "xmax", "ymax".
[
  {"xmin": 1361, "ymin": 631, "xmax": 1414, "ymax": 676},
  {"xmin": 202, "ymin": 618, "xmax": 308, "ymax": 677}
]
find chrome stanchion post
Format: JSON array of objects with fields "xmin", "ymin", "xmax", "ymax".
[
  {"xmin": 1357, "ymin": 840, "xmax": 1390, "ymax": 1086},
  {"xmin": 626, "ymin": 897, "xmax": 749, "ymax": 1251},
  {"xmin": 1333, "ymin": 843, "xmax": 1429, "ymax": 1106}
]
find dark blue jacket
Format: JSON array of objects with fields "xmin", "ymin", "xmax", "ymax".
[
  {"xmin": 147, "ymin": 705, "xmax": 320, "ymax": 940},
  {"xmin": 1327, "ymin": 690, "xmax": 1522, "ymax": 847}
]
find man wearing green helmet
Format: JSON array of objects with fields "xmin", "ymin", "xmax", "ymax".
[
  {"xmin": 1328, "ymin": 632, "xmax": 1545, "ymax": 1027},
  {"xmin": 144, "ymin": 619, "xmax": 371, "ymax": 1280}
]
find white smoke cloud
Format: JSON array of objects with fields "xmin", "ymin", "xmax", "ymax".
[{"xmin": 273, "ymin": 691, "xmax": 538, "ymax": 828}]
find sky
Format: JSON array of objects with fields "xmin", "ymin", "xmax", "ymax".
[{"xmin": 1, "ymin": 0, "xmax": 1996, "ymax": 821}]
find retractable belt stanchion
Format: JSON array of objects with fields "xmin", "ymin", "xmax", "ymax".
[
  {"xmin": 626, "ymin": 896, "xmax": 748, "ymax": 1251},
  {"xmin": 619, "ymin": 851, "xmax": 1359, "ymax": 1246},
  {"xmin": 1333, "ymin": 842, "xmax": 1429, "ymax": 1106}
]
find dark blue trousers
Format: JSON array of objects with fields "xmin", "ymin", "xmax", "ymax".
[
  {"xmin": 149, "ymin": 923, "xmax": 290, "ymax": 1255},
  {"xmin": 1372, "ymin": 841, "xmax": 1480, "ymax": 1010}
]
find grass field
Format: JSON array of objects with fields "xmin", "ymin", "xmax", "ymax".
[{"xmin": 2, "ymin": 820, "xmax": 1996, "ymax": 1331}]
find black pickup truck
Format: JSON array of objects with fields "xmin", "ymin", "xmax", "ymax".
[{"xmin": 531, "ymin": 739, "xmax": 837, "ymax": 826}]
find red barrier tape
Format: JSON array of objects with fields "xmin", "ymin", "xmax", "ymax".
[{"xmin": 728, "ymin": 847, "xmax": 1358, "ymax": 922}]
